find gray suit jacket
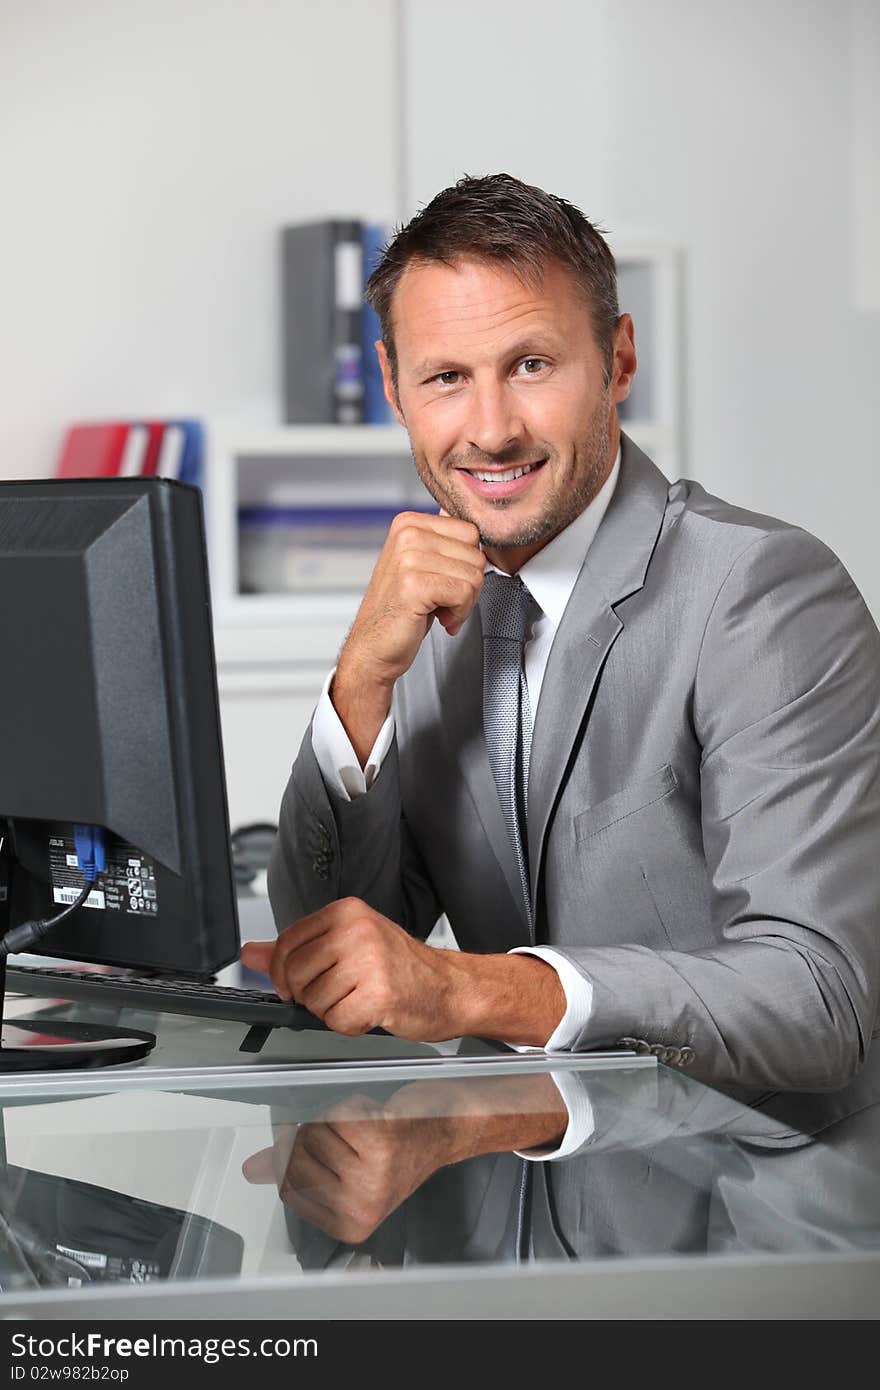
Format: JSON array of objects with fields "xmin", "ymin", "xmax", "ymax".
[{"xmin": 269, "ymin": 435, "xmax": 880, "ymax": 1118}]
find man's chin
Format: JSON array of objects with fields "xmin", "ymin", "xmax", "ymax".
[
  {"xmin": 478, "ymin": 522, "xmax": 555, "ymax": 552},
  {"xmin": 441, "ymin": 492, "xmax": 556, "ymax": 551}
]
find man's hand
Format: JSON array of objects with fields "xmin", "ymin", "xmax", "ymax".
[
  {"xmin": 331, "ymin": 511, "xmax": 485, "ymax": 766},
  {"xmin": 241, "ymin": 1096, "xmax": 449, "ymax": 1246},
  {"xmin": 239, "ymin": 897, "xmax": 460, "ymax": 1040},
  {"xmin": 240, "ymin": 897, "xmax": 567, "ymax": 1045},
  {"xmin": 241, "ymin": 1076, "xmax": 568, "ymax": 1246}
]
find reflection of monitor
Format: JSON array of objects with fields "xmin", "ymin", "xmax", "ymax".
[
  {"xmin": 0, "ymin": 478, "xmax": 239, "ymax": 1068},
  {"xmin": 0, "ymin": 1164, "xmax": 244, "ymax": 1290}
]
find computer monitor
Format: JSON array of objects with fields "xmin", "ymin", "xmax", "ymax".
[{"xmin": 0, "ymin": 477, "xmax": 239, "ymax": 1068}]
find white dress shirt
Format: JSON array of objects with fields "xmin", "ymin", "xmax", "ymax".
[{"xmin": 311, "ymin": 449, "xmax": 621, "ymax": 1062}]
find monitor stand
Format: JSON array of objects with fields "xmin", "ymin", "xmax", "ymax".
[{"xmin": 0, "ymin": 960, "xmax": 155, "ymax": 1072}]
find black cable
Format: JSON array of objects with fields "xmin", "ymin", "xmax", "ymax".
[{"xmin": 0, "ymin": 879, "xmax": 93, "ymax": 958}]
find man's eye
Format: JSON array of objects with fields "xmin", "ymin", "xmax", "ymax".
[
  {"xmin": 432, "ymin": 371, "xmax": 462, "ymax": 387},
  {"xmin": 517, "ymin": 358, "xmax": 548, "ymax": 375}
]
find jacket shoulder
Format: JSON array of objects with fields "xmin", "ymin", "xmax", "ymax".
[{"xmin": 669, "ymin": 478, "xmax": 839, "ymax": 574}]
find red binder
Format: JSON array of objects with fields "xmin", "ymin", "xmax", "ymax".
[
  {"xmin": 56, "ymin": 423, "xmax": 131, "ymax": 478},
  {"xmin": 140, "ymin": 421, "xmax": 165, "ymax": 476},
  {"xmin": 56, "ymin": 420, "xmax": 202, "ymax": 487}
]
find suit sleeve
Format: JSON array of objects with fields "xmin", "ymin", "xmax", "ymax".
[
  {"xmin": 562, "ymin": 527, "xmax": 880, "ymax": 1091},
  {"xmin": 267, "ymin": 722, "xmax": 442, "ymax": 941}
]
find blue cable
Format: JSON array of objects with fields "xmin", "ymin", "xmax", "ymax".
[
  {"xmin": 73, "ymin": 824, "xmax": 107, "ymax": 882},
  {"xmin": 0, "ymin": 825, "xmax": 107, "ymax": 955}
]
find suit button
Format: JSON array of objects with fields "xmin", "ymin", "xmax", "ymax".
[
  {"xmin": 665, "ymin": 1047, "xmax": 682, "ymax": 1066},
  {"xmin": 308, "ymin": 820, "xmax": 333, "ymax": 855},
  {"xmin": 680, "ymin": 1046, "xmax": 695, "ymax": 1066}
]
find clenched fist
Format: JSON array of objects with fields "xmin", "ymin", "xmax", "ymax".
[
  {"xmin": 331, "ymin": 511, "xmax": 485, "ymax": 766},
  {"xmin": 240, "ymin": 896, "xmax": 461, "ymax": 1040},
  {"xmin": 240, "ymin": 896, "xmax": 567, "ymax": 1047}
]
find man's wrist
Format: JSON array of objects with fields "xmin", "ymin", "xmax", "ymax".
[
  {"xmin": 439, "ymin": 950, "xmax": 566, "ymax": 1047},
  {"xmin": 386, "ymin": 1076, "xmax": 568, "ymax": 1163},
  {"xmin": 330, "ymin": 655, "xmax": 395, "ymax": 768}
]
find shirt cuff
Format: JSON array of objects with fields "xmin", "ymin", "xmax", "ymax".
[
  {"xmin": 507, "ymin": 946, "xmax": 594, "ymax": 1050},
  {"xmin": 515, "ymin": 1069, "xmax": 596, "ymax": 1162},
  {"xmin": 310, "ymin": 669, "xmax": 395, "ymax": 801}
]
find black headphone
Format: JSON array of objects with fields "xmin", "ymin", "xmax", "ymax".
[{"xmin": 229, "ymin": 822, "xmax": 278, "ymax": 885}]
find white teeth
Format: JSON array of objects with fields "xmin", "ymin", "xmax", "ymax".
[{"xmin": 470, "ymin": 462, "xmax": 540, "ymax": 484}]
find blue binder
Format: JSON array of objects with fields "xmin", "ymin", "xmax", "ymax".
[
  {"xmin": 157, "ymin": 419, "xmax": 204, "ymax": 488},
  {"xmin": 361, "ymin": 224, "xmax": 392, "ymax": 425}
]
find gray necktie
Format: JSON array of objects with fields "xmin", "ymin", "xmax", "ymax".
[{"xmin": 480, "ymin": 571, "xmax": 534, "ymax": 922}]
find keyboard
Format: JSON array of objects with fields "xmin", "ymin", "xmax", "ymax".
[{"xmin": 2, "ymin": 963, "xmax": 326, "ymax": 1030}]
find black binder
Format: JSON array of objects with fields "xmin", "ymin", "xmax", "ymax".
[{"xmin": 281, "ymin": 219, "xmax": 365, "ymax": 424}]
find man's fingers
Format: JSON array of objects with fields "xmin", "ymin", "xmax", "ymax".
[
  {"xmin": 297, "ymin": 1123, "xmax": 361, "ymax": 1175},
  {"xmin": 281, "ymin": 1186, "xmax": 347, "ymax": 1239},
  {"xmin": 390, "ymin": 510, "xmax": 480, "ymax": 548},
  {"xmin": 239, "ymin": 940, "xmax": 273, "ymax": 974},
  {"xmin": 264, "ymin": 909, "xmax": 340, "ymax": 998},
  {"xmin": 394, "ymin": 527, "xmax": 485, "ymax": 573},
  {"xmin": 256, "ymin": 899, "xmax": 386, "ymax": 1002},
  {"xmin": 284, "ymin": 1141, "xmax": 348, "ymax": 1201},
  {"xmin": 240, "ymin": 1146, "xmax": 278, "ymax": 1185},
  {"xmin": 398, "ymin": 570, "xmax": 481, "ymax": 625},
  {"xmin": 323, "ymin": 990, "xmax": 382, "ymax": 1037},
  {"xmin": 276, "ymin": 922, "xmax": 378, "ymax": 1010},
  {"xmin": 240, "ymin": 911, "xmax": 333, "ymax": 996},
  {"xmin": 434, "ymin": 605, "xmax": 470, "ymax": 636},
  {"xmin": 299, "ymin": 964, "xmax": 361, "ymax": 1020},
  {"xmin": 241, "ymin": 1122, "xmax": 300, "ymax": 1185}
]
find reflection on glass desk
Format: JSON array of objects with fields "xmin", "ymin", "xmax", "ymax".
[{"xmin": 0, "ymin": 1034, "xmax": 878, "ymax": 1304}]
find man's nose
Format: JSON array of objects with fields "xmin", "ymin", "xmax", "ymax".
[{"xmin": 465, "ymin": 380, "xmax": 525, "ymax": 457}]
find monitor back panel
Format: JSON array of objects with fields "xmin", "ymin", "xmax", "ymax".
[{"xmin": 0, "ymin": 479, "xmax": 239, "ymax": 976}]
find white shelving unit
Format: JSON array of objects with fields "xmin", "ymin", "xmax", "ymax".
[
  {"xmin": 613, "ymin": 240, "xmax": 682, "ymax": 479},
  {"xmin": 208, "ymin": 245, "xmax": 682, "ymax": 825},
  {"xmin": 207, "ymin": 424, "xmax": 419, "ymax": 825},
  {"xmin": 208, "ymin": 424, "xmax": 413, "ymax": 620}
]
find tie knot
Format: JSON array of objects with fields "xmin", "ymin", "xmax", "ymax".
[{"xmin": 479, "ymin": 571, "xmax": 533, "ymax": 644}]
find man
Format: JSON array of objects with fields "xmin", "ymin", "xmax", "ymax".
[
  {"xmin": 242, "ymin": 1069, "xmax": 880, "ymax": 1264},
  {"xmin": 244, "ymin": 174, "xmax": 880, "ymax": 1120}
]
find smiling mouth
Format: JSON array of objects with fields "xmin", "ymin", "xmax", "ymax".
[{"xmin": 461, "ymin": 460, "xmax": 546, "ymax": 484}]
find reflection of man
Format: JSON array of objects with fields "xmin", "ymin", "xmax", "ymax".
[
  {"xmin": 242, "ymin": 1074, "xmax": 567, "ymax": 1250},
  {"xmin": 246, "ymin": 173, "xmax": 880, "ymax": 1125},
  {"xmin": 242, "ymin": 1070, "xmax": 880, "ymax": 1266}
]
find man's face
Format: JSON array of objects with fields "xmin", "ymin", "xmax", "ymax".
[{"xmin": 378, "ymin": 257, "xmax": 636, "ymax": 568}]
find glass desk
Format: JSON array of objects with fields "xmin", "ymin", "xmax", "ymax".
[{"xmin": 0, "ymin": 986, "xmax": 878, "ymax": 1320}]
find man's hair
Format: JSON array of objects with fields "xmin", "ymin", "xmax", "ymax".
[{"xmin": 365, "ymin": 173, "xmax": 619, "ymax": 390}]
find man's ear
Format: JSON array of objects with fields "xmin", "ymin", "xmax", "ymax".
[
  {"xmin": 610, "ymin": 313, "xmax": 637, "ymax": 407},
  {"xmin": 376, "ymin": 341, "xmax": 405, "ymax": 426}
]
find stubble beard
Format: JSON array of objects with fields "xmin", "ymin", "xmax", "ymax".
[{"xmin": 409, "ymin": 385, "xmax": 614, "ymax": 551}]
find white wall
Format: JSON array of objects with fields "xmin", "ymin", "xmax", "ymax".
[
  {"xmin": 403, "ymin": 0, "xmax": 880, "ymax": 614},
  {"xmin": 2, "ymin": 0, "xmax": 878, "ymax": 605},
  {"xmin": 603, "ymin": 0, "xmax": 880, "ymax": 613},
  {"xmin": 0, "ymin": 0, "xmax": 398, "ymax": 478},
  {"xmin": 403, "ymin": 0, "xmax": 610, "ymax": 221}
]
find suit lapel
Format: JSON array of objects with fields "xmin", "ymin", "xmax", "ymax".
[
  {"xmin": 527, "ymin": 435, "xmax": 671, "ymax": 917},
  {"xmin": 431, "ymin": 612, "xmax": 531, "ymax": 935}
]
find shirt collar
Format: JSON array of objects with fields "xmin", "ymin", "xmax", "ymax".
[{"xmin": 486, "ymin": 445, "xmax": 621, "ymax": 630}]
